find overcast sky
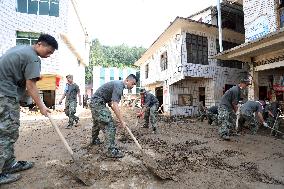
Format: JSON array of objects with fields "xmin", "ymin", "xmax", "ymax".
[{"xmin": 77, "ymin": 0, "xmax": 216, "ymax": 48}]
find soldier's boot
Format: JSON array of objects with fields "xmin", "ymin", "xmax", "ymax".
[
  {"xmin": 141, "ymin": 124, "xmax": 149, "ymax": 128},
  {"xmin": 75, "ymin": 116, "xmax": 79, "ymax": 124},
  {"xmin": 3, "ymin": 161, "xmax": 34, "ymax": 174},
  {"xmin": 92, "ymin": 137, "xmax": 103, "ymax": 145},
  {"xmin": 221, "ymin": 134, "xmax": 230, "ymax": 141},
  {"xmin": 152, "ymin": 127, "xmax": 157, "ymax": 134},
  {"xmin": 65, "ymin": 125, "xmax": 73, "ymax": 129},
  {"xmin": 106, "ymin": 147, "xmax": 124, "ymax": 158},
  {"xmin": 0, "ymin": 173, "xmax": 21, "ymax": 184}
]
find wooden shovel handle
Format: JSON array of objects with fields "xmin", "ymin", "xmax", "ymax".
[
  {"xmin": 125, "ymin": 126, "xmax": 143, "ymax": 151},
  {"xmin": 47, "ymin": 114, "xmax": 74, "ymax": 156}
]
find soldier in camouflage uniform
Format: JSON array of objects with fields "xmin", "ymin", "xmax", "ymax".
[
  {"xmin": 264, "ymin": 100, "xmax": 281, "ymax": 136},
  {"xmin": 218, "ymin": 79, "xmax": 250, "ymax": 140},
  {"xmin": 59, "ymin": 75, "xmax": 82, "ymax": 129},
  {"xmin": 238, "ymin": 100, "xmax": 268, "ymax": 135},
  {"xmin": 90, "ymin": 74, "xmax": 138, "ymax": 158},
  {"xmin": 139, "ymin": 89, "xmax": 159, "ymax": 134},
  {"xmin": 207, "ymin": 105, "xmax": 218, "ymax": 125},
  {"xmin": 0, "ymin": 34, "xmax": 58, "ymax": 184}
]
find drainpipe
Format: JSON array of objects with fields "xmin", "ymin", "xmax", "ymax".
[{"xmin": 217, "ymin": 0, "xmax": 223, "ymax": 52}]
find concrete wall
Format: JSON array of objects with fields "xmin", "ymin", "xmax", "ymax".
[
  {"xmin": 189, "ymin": 9, "xmax": 213, "ymax": 24},
  {"xmin": 243, "ymin": 0, "xmax": 277, "ymax": 42},
  {"xmin": 0, "ymin": 0, "xmax": 88, "ymax": 106}
]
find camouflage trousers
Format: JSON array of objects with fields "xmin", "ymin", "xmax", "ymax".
[
  {"xmin": 90, "ymin": 98, "xmax": 116, "ymax": 150},
  {"xmin": 238, "ymin": 113, "xmax": 258, "ymax": 135},
  {"xmin": 0, "ymin": 95, "xmax": 20, "ymax": 173},
  {"xmin": 208, "ymin": 112, "xmax": 218, "ymax": 125},
  {"xmin": 144, "ymin": 104, "xmax": 158, "ymax": 129},
  {"xmin": 65, "ymin": 100, "xmax": 78, "ymax": 126},
  {"xmin": 218, "ymin": 105, "xmax": 236, "ymax": 137}
]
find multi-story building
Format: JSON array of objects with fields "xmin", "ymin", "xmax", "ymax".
[
  {"xmin": 92, "ymin": 66, "xmax": 139, "ymax": 96},
  {"xmin": 135, "ymin": 2, "xmax": 249, "ymax": 116},
  {"xmin": 216, "ymin": 0, "xmax": 284, "ymax": 104},
  {"xmin": 0, "ymin": 0, "xmax": 89, "ymax": 108}
]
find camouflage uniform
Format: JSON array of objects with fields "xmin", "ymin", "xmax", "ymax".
[
  {"xmin": 0, "ymin": 45, "xmax": 41, "ymax": 174},
  {"xmin": 238, "ymin": 101, "xmax": 264, "ymax": 134},
  {"xmin": 207, "ymin": 105, "xmax": 218, "ymax": 125},
  {"xmin": 90, "ymin": 81, "xmax": 125, "ymax": 152},
  {"xmin": 265, "ymin": 102, "xmax": 280, "ymax": 135},
  {"xmin": 142, "ymin": 91, "xmax": 159, "ymax": 131},
  {"xmin": 218, "ymin": 85, "xmax": 241, "ymax": 138},
  {"xmin": 0, "ymin": 95, "xmax": 20, "ymax": 173},
  {"xmin": 218, "ymin": 105, "xmax": 236, "ymax": 136},
  {"xmin": 64, "ymin": 83, "xmax": 80, "ymax": 127},
  {"xmin": 90, "ymin": 98, "xmax": 116, "ymax": 150}
]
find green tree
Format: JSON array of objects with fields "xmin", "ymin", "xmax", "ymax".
[{"xmin": 86, "ymin": 39, "xmax": 146, "ymax": 84}]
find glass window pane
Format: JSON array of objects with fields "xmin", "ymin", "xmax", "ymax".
[
  {"xmin": 49, "ymin": 0, "xmax": 59, "ymax": 17},
  {"xmin": 28, "ymin": 0, "xmax": 38, "ymax": 14},
  {"xmin": 16, "ymin": 39, "xmax": 30, "ymax": 45},
  {"xmin": 17, "ymin": 0, "xmax": 28, "ymax": 13},
  {"xmin": 39, "ymin": 1, "xmax": 49, "ymax": 15}
]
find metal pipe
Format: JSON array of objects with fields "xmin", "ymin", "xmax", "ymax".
[{"xmin": 217, "ymin": 0, "xmax": 223, "ymax": 52}]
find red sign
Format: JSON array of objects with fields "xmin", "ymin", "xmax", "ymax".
[{"xmin": 273, "ymin": 84, "xmax": 284, "ymax": 92}]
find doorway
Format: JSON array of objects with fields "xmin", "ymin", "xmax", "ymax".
[
  {"xmin": 259, "ymin": 86, "xmax": 267, "ymax": 100},
  {"xmin": 199, "ymin": 87, "xmax": 205, "ymax": 106},
  {"xmin": 155, "ymin": 86, "xmax": 163, "ymax": 110}
]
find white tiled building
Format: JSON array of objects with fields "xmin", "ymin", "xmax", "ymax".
[
  {"xmin": 135, "ymin": 3, "xmax": 249, "ymax": 117},
  {"xmin": 92, "ymin": 66, "xmax": 139, "ymax": 95},
  {"xmin": 0, "ymin": 0, "xmax": 89, "ymax": 108}
]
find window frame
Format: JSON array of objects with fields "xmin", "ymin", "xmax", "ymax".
[
  {"xmin": 186, "ymin": 33, "xmax": 208, "ymax": 65},
  {"xmin": 16, "ymin": 0, "xmax": 59, "ymax": 17},
  {"xmin": 160, "ymin": 51, "xmax": 168, "ymax": 71}
]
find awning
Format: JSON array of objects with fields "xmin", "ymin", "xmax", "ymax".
[
  {"xmin": 213, "ymin": 28, "xmax": 284, "ymax": 63},
  {"xmin": 36, "ymin": 74, "xmax": 62, "ymax": 91}
]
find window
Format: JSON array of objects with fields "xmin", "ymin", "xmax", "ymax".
[
  {"xmin": 178, "ymin": 94, "xmax": 193, "ymax": 106},
  {"xmin": 279, "ymin": 0, "xmax": 284, "ymax": 28},
  {"xmin": 145, "ymin": 64, "xmax": 149, "ymax": 79},
  {"xmin": 100, "ymin": 68, "xmax": 105, "ymax": 86},
  {"xmin": 186, "ymin": 33, "xmax": 208, "ymax": 65},
  {"xmin": 160, "ymin": 51, "xmax": 168, "ymax": 71},
  {"xmin": 216, "ymin": 40, "xmax": 243, "ymax": 69},
  {"xmin": 119, "ymin": 69, "xmax": 123, "ymax": 80},
  {"xmin": 17, "ymin": 0, "xmax": 59, "ymax": 17},
  {"xmin": 16, "ymin": 31, "xmax": 40, "ymax": 45},
  {"xmin": 110, "ymin": 68, "xmax": 114, "ymax": 81}
]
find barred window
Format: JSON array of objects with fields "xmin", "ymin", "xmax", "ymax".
[
  {"xmin": 16, "ymin": 31, "xmax": 40, "ymax": 45},
  {"xmin": 160, "ymin": 51, "xmax": 168, "ymax": 71},
  {"xmin": 17, "ymin": 0, "xmax": 59, "ymax": 17},
  {"xmin": 186, "ymin": 33, "xmax": 208, "ymax": 65},
  {"xmin": 145, "ymin": 64, "xmax": 149, "ymax": 79}
]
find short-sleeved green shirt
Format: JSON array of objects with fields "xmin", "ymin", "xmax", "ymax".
[
  {"xmin": 65, "ymin": 83, "xmax": 80, "ymax": 102},
  {"xmin": 219, "ymin": 85, "xmax": 241, "ymax": 110},
  {"xmin": 0, "ymin": 45, "xmax": 41, "ymax": 100}
]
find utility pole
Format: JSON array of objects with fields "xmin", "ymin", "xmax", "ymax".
[{"xmin": 217, "ymin": 0, "xmax": 223, "ymax": 52}]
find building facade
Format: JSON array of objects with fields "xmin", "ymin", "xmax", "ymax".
[
  {"xmin": 0, "ymin": 0, "xmax": 89, "ymax": 108},
  {"xmin": 135, "ymin": 4, "xmax": 249, "ymax": 117},
  {"xmin": 216, "ymin": 0, "xmax": 284, "ymax": 105},
  {"xmin": 92, "ymin": 66, "xmax": 139, "ymax": 96}
]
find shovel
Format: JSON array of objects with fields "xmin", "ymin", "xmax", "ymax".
[
  {"xmin": 124, "ymin": 125, "xmax": 163, "ymax": 178},
  {"xmin": 47, "ymin": 114, "xmax": 94, "ymax": 186}
]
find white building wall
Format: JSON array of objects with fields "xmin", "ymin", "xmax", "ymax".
[
  {"xmin": 0, "ymin": 0, "xmax": 88, "ymax": 105},
  {"xmin": 140, "ymin": 28, "xmax": 248, "ymax": 116},
  {"xmin": 243, "ymin": 0, "xmax": 277, "ymax": 42},
  {"xmin": 92, "ymin": 66, "xmax": 138, "ymax": 95},
  {"xmin": 189, "ymin": 9, "xmax": 213, "ymax": 25}
]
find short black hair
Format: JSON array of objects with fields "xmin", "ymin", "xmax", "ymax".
[
  {"xmin": 126, "ymin": 74, "xmax": 138, "ymax": 83},
  {"xmin": 36, "ymin": 34, "xmax": 58, "ymax": 50}
]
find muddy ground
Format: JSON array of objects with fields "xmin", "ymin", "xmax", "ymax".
[{"xmin": 2, "ymin": 107, "xmax": 284, "ymax": 189}]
